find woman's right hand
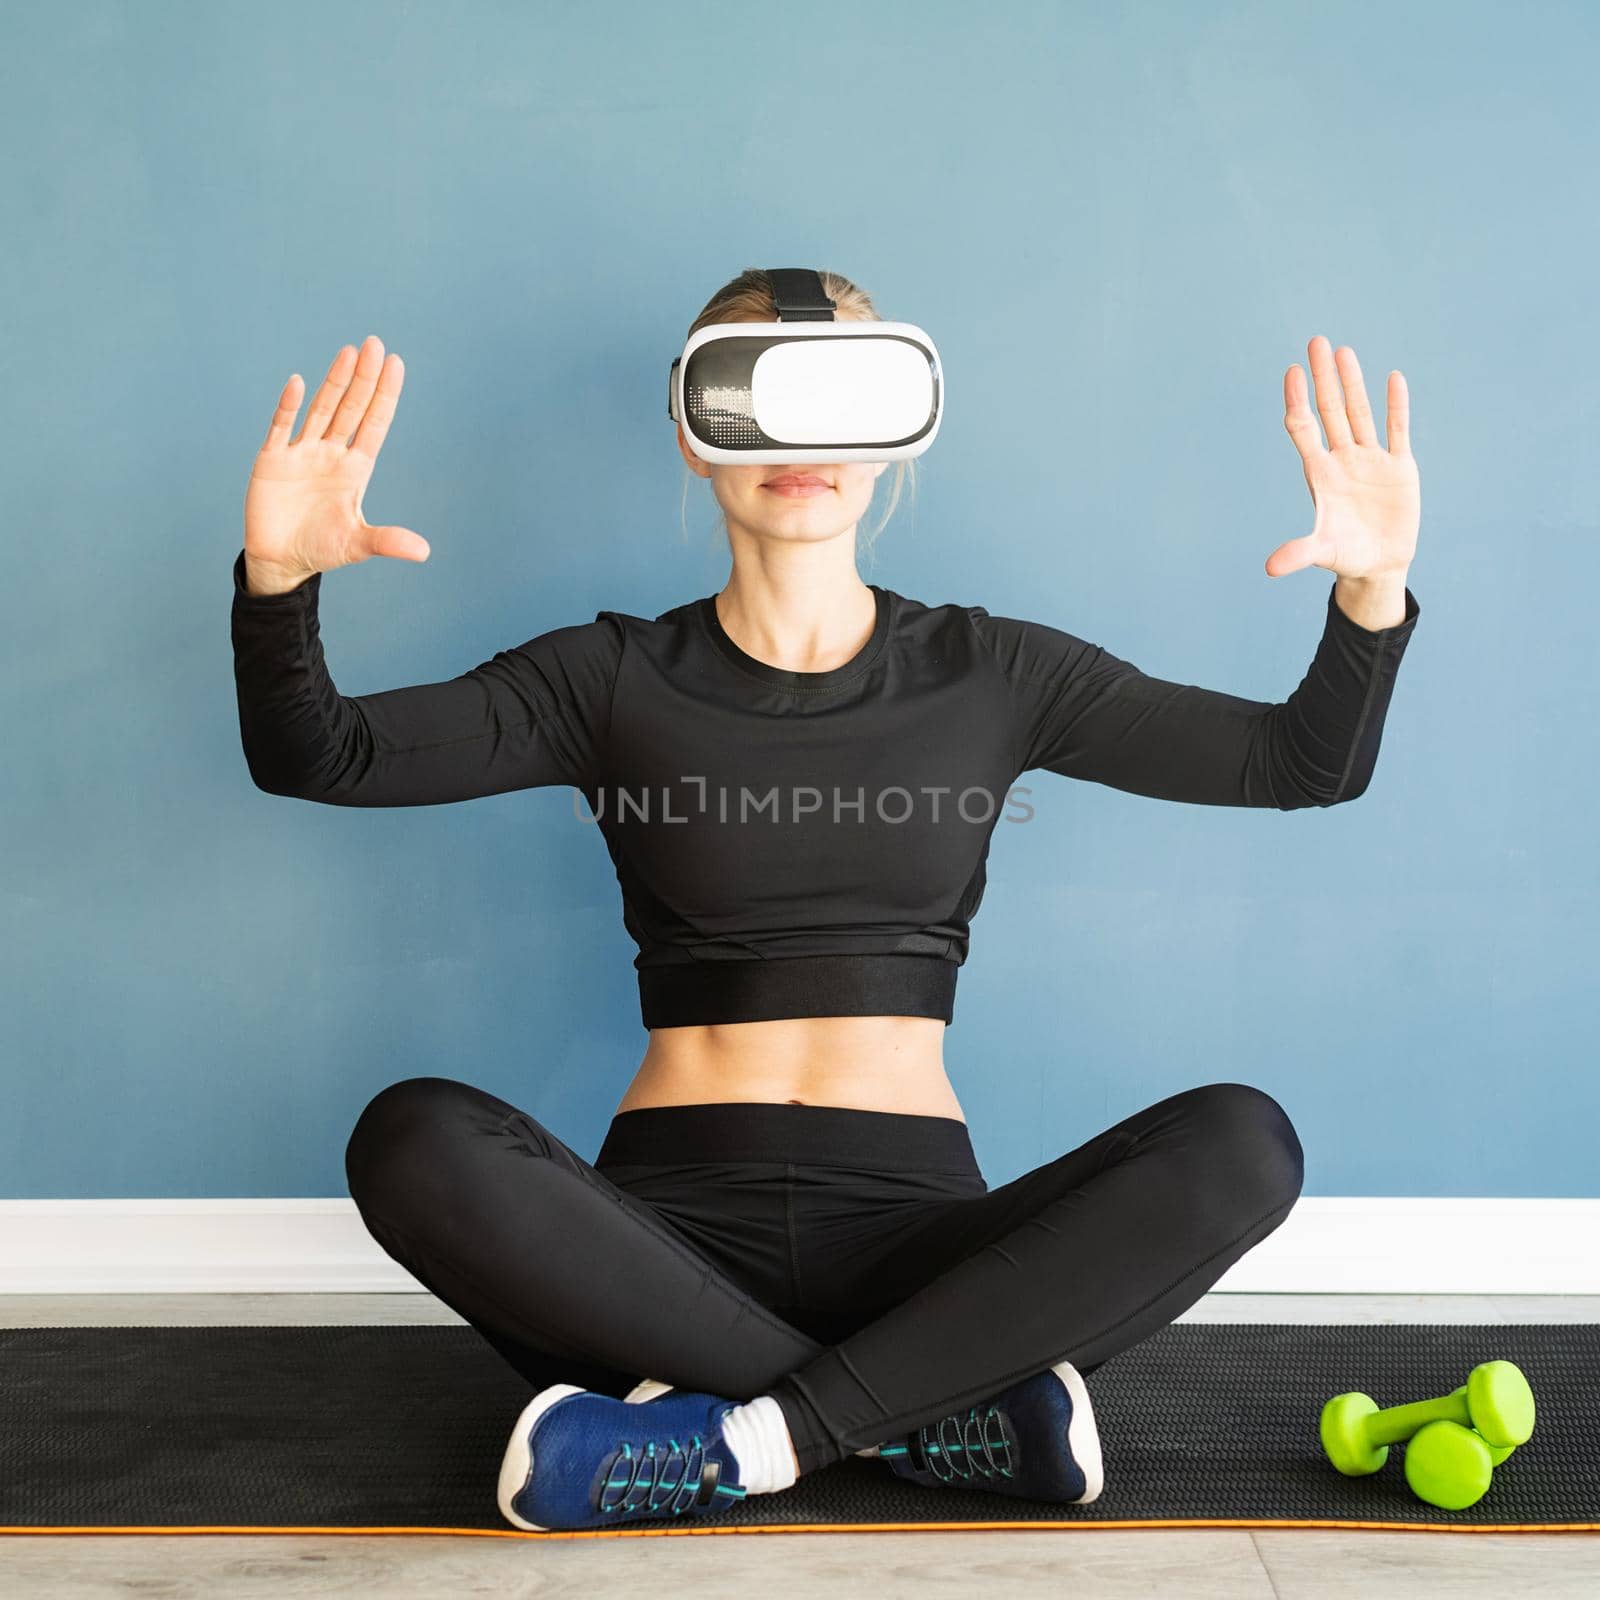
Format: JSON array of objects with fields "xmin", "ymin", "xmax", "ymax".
[{"xmin": 242, "ymin": 334, "xmax": 430, "ymax": 595}]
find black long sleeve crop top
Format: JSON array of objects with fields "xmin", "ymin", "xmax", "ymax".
[{"xmin": 230, "ymin": 549, "xmax": 1420, "ymax": 1029}]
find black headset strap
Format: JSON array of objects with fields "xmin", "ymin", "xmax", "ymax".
[
  {"xmin": 766, "ymin": 267, "xmax": 836, "ymax": 321},
  {"xmin": 669, "ymin": 268, "xmax": 836, "ymax": 416}
]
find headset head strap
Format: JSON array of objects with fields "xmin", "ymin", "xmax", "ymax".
[{"xmin": 765, "ymin": 267, "xmax": 837, "ymax": 322}]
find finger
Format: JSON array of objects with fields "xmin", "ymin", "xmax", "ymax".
[
  {"xmin": 262, "ymin": 373, "xmax": 304, "ymax": 451},
  {"xmin": 1307, "ymin": 335, "xmax": 1353, "ymax": 450},
  {"xmin": 1334, "ymin": 345, "xmax": 1378, "ymax": 447},
  {"xmin": 1267, "ymin": 534, "xmax": 1318, "ymax": 579},
  {"xmin": 1386, "ymin": 369, "xmax": 1412, "ymax": 456},
  {"xmin": 1282, "ymin": 364, "xmax": 1327, "ymax": 467},
  {"xmin": 1264, "ymin": 529, "xmax": 1331, "ymax": 578},
  {"xmin": 364, "ymin": 524, "xmax": 432, "ymax": 563},
  {"xmin": 350, "ymin": 353, "xmax": 405, "ymax": 463},
  {"xmin": 294, "ymin": 344, "xmax": 359, "ymax": 444},
  {"xmin": 324, "ymin": 334, "xmax": 386, "ymax": 444}
]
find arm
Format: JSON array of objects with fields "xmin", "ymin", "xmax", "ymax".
[
  {"xmin": 971, "ymin": 576, "xmax": 1420, "ymax": 809},
  {"xmin": 979, "ymin": 336, "xmax": 1424, "ymax": 808},
  {"xmin": 230, "ymin": 548, "xmax": 623, "ymax": 806}
]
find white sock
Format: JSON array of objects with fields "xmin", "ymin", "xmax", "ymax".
[{"xmin": 718, "ymin": 1395, "xmax": 799, "ymax": 1495}]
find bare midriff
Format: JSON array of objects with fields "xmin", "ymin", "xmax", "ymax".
[{"xmin": 615, "ymin": 1014, "xmax": 964, "ymax": 1121}]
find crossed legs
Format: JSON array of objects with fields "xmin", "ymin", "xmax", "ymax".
[{"xmin": 345, "ymin": 1075, "xmax": 1303, "ymax": 1474}]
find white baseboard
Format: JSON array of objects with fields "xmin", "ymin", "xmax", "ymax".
[
  {"xmin": 1210, "ymin": 1197, "xmax": 1600, "ymax": 1295},
  {"xmin": 0, "ymin": 1197, "xmax": 1594, "ymax": 1296}
]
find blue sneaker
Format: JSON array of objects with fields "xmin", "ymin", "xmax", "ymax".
[
  {"xmin": 497, "ymin": 1383, "xmax": 753, "ymax": 1531},
  {"xmin": 626, "ymin": 1381, "xmax": 882, "ymax": 1459},
  {"xmin": 877, "ymin": 1360, "xmax": 1104, "ymax": 1504}
]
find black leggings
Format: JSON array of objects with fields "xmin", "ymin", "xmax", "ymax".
[{"xmin": 344, "ymin": 1078, "xmax": 1303, "ymax": 1475}]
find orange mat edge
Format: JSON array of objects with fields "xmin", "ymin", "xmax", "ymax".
[{"xmin": 2, "ymin": 1520, "xmax": 1596, "ymax": 1538}]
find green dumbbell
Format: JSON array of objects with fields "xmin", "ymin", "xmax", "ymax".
[
  {"xmin": 1319, "ymin": 1360, "xmax": 1536, "ymax": 1479},
  {"xmin": 1403, "ymin": 1420, "xmax": 1516, "ymax": 1510}
]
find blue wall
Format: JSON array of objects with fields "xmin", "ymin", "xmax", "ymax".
[{"xmin": 2, "ymin": 0, "xmax": 1594, "ymax": 1199}]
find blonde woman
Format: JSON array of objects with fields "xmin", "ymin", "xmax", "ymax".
[{"xmin": 232, "ymin": 268, "xmax": 1420, "ymax": 1530}]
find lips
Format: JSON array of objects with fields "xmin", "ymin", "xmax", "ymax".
[{"xmin": 764, "ymin": 474, "xmax": 831, "ymax": 489}]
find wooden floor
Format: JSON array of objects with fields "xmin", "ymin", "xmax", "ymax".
[{"xmin": 3, "ymin": 1292, "xmax": 1597, "ymax": 1598}]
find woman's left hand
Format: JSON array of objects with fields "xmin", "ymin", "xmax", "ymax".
[{"xmin": 1265, "ymin": 336, "xmax": 1420, "ymax": 583}]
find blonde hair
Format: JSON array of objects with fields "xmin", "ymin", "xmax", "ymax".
[{"xmin": 678, "ymin": 267, "xmax": 919, "ymax": 564}]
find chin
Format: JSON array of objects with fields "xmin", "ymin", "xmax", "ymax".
[
  {"xmin": 753, "ymin": 522, "xmax": 854, "ymax": 545},
  {"xmin": 749, "ymin": 500, "xmax": 865, "ymax": 535}
]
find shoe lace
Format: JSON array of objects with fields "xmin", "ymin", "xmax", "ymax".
[
  {"xmin": 596, "ymin": 1431, "xmax": 747, "ymax": 1518},
  {"xmin": 909, "ymin": 1404, "xmax": 1015, "ymax": 1482}
]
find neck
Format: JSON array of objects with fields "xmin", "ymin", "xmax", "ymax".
[{"xmin": 714, "ymin": 534, "xmax": 876, "ymax": 674}]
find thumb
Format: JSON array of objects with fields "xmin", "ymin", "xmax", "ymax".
[
  {"xmin": 363, "ymin": 524, "xmax": 432, "ymax": 564},
  {"xmin": 1263, "ymin": 531, "xmax": 1322, "ymax": 578}
]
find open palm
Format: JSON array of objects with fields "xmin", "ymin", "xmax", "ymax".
[
  {"xmin": 243, "ymin": 334, "xmax": 429, "ymax": 582},
  {"xmin": 1266, "ymin": 336, "xmax": 1419, "ymax": 583}
]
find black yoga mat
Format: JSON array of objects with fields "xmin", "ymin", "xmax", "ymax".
[{"xmin": 2, "ymin": 1322, "xmax": 1596, "ymax": 1534}]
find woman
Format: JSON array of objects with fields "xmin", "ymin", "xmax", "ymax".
[{"xmin": 231, "ymin": 268, "xmax": 1421, "ymax": 1532}]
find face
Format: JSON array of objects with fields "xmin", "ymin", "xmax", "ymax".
[{"xmin": 673, "ymin": 311, "xmax": 889, "ymax": 551}]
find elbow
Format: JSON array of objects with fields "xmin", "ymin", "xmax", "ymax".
[
  {"xmin": 1263, "ymin": 735, "xmax": 1378, "ymax": 810},
  {"xmin": 1333, "ymin": 772, "xmax": 1373, "ymax": 805},
  {"xmin": 237, "ymin": 704, "xmax": 366, "ymax": 804},
  {"xmin": 1326, "ymin": 756, "xmax": 1379, "ymax": 806},
  {"xmin": 239, "ymin": 729, "xmax": 358, "ymax": 804},
  {"xmin": 241, "ymin": 748, "xmax": 291, "ymax": 797},
  {"xmin": 238, "ymin": 727, "xmax": 316, "ymax": 800},
  {"xmin": 1278, "ymin": 774, "xmax": 1372, "ymax": 811},
  {"xmin": 243, "ymin": 754, "xmax": 336, "ymax": 804},
  {"xmin": 1260, "ymin": 706, "xmax": 1386, "ymax": 811},
  {"xmin": 247, "ymin": 767, "xmax": 315, "ymax": 802}
]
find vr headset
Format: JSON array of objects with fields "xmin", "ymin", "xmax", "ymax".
[{"xmin": 667, "ymin": 267, "xmax": 943, "ymax": 465}]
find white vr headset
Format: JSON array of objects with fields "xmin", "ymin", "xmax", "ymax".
[{"xmin": 667, "ymin": 267, "xmax": 943, "ymax": 465}]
